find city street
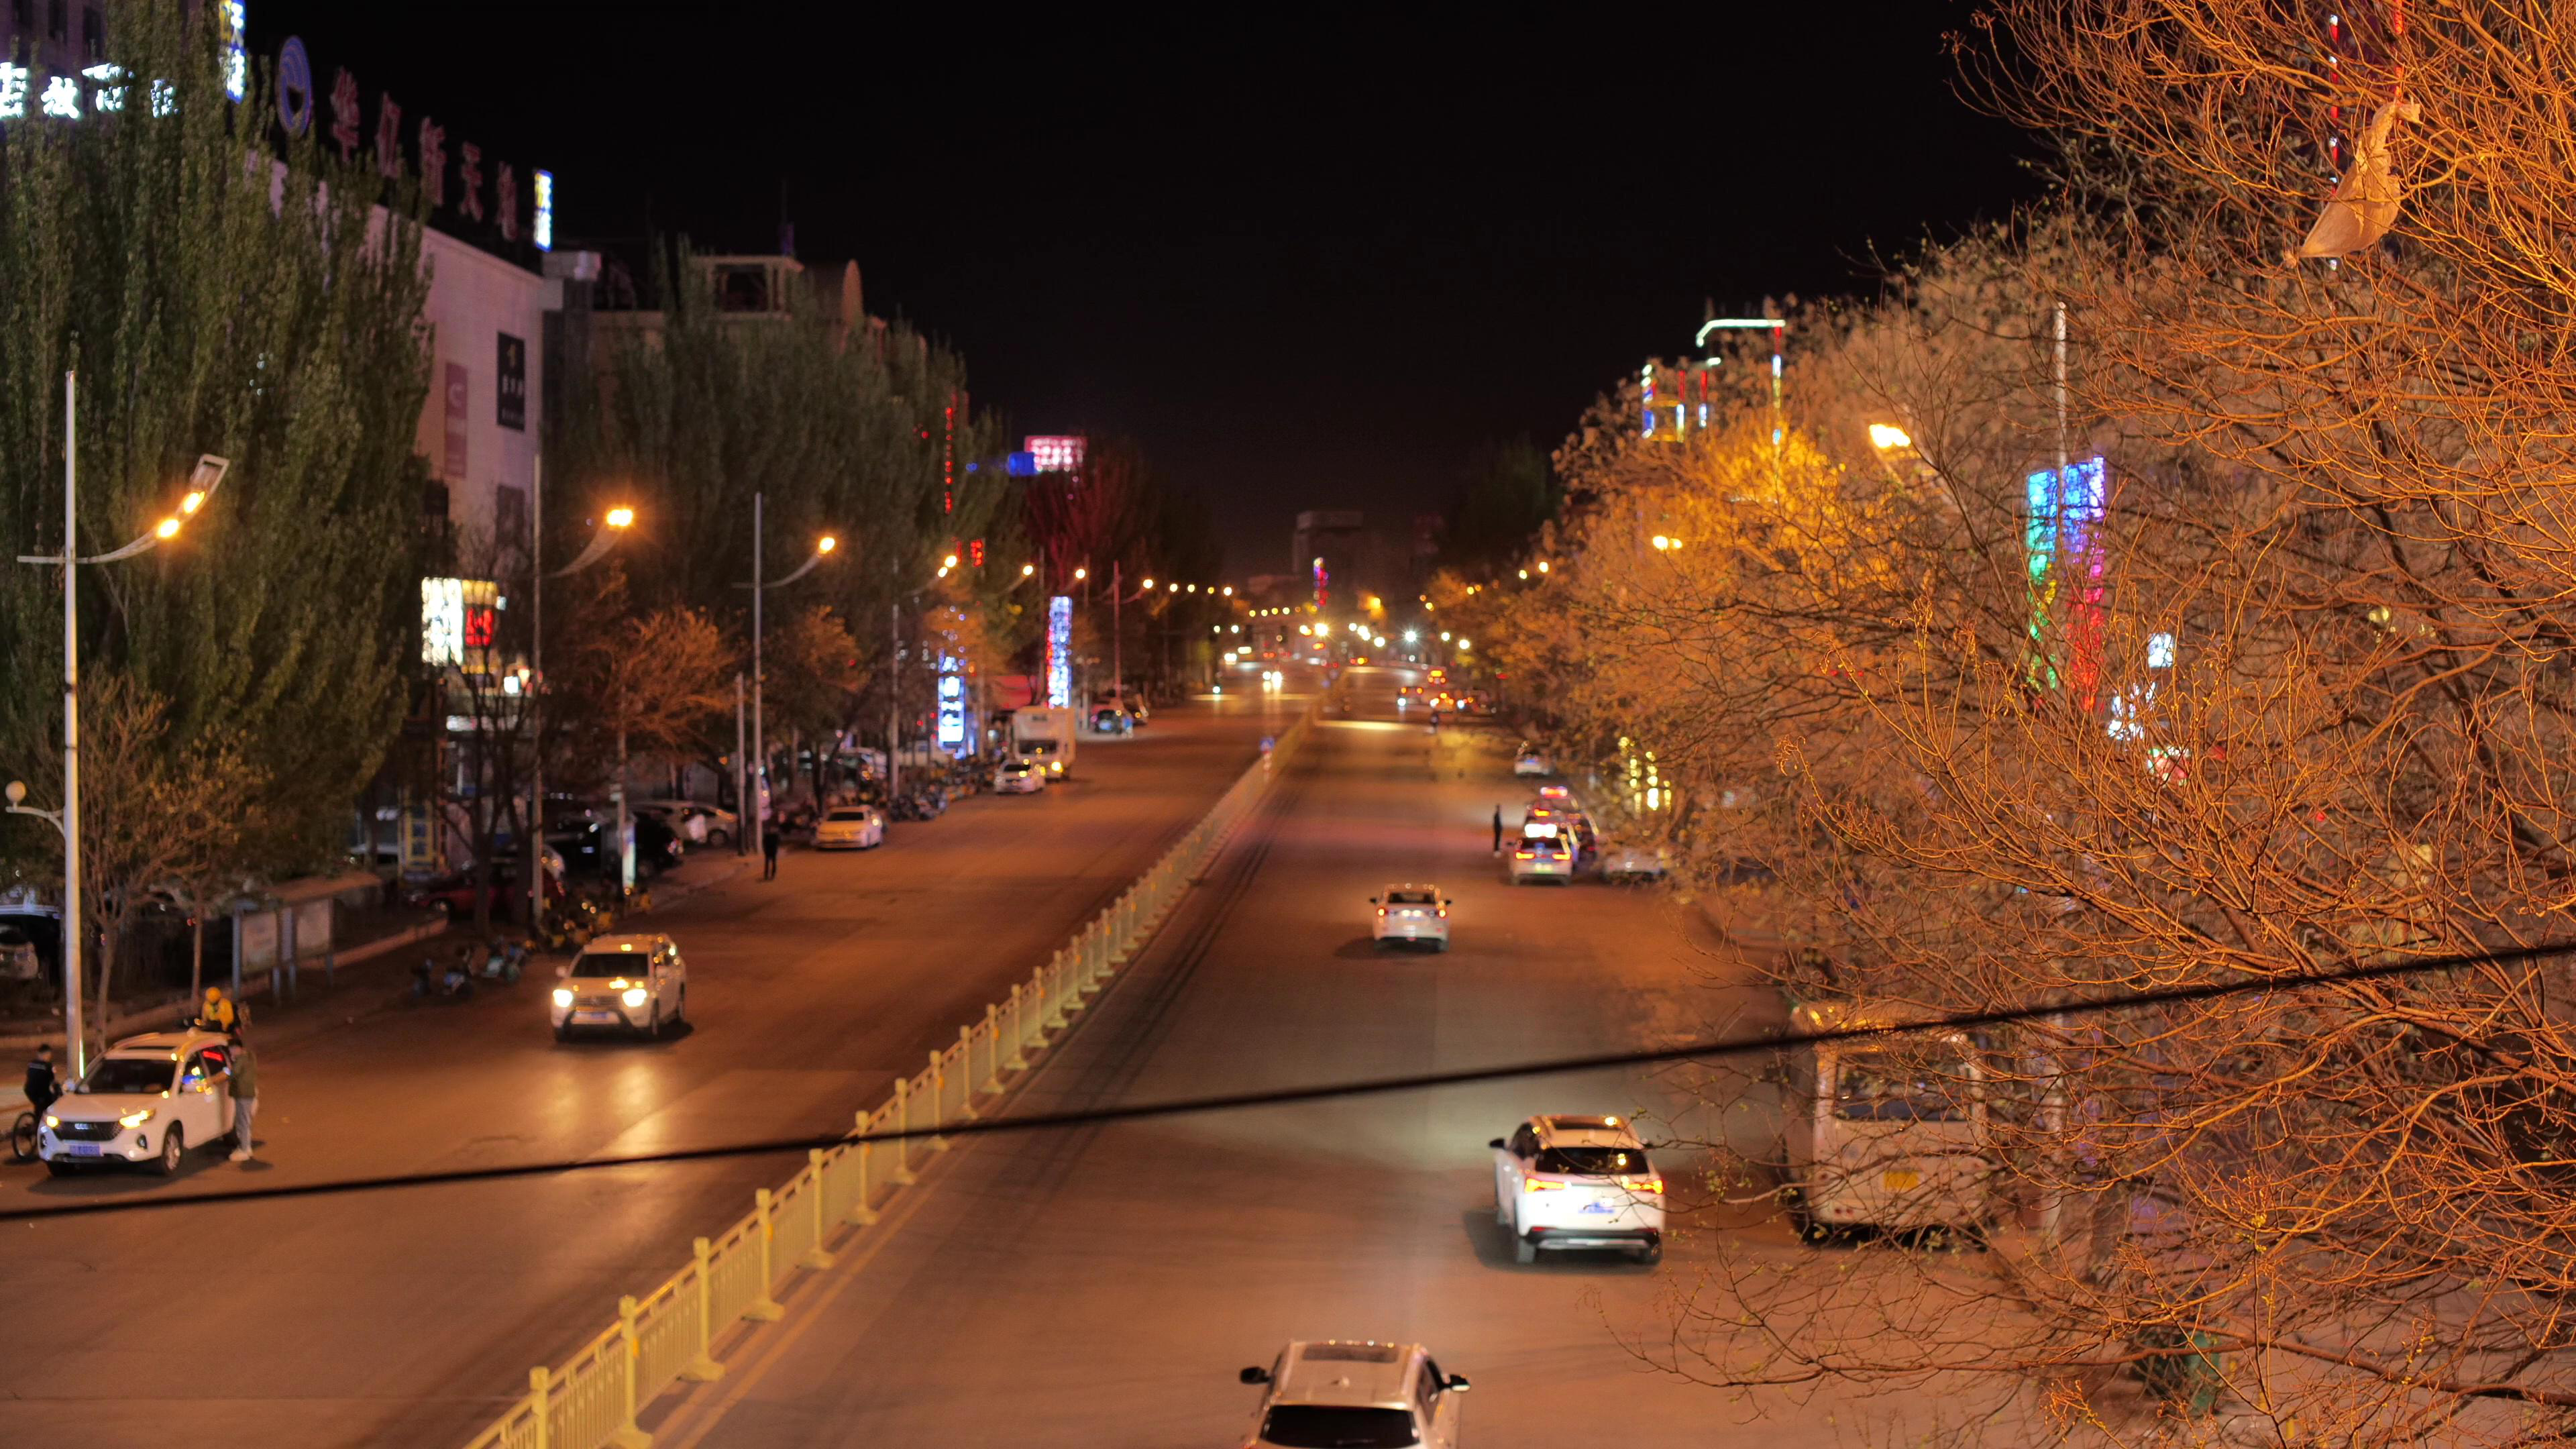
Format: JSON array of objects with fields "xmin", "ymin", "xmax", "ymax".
[
  {"xmin": 0, "ymin": 690, "xmax": 1299, "ymax": 1449},
  {"xmin": 633, "ymin": 667, "xmax": 1851, "ymax": 1448}
]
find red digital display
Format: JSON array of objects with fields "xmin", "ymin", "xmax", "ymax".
[{"xmin": 463, "ymin": 605, "xmax": 496, "ymax": 649}]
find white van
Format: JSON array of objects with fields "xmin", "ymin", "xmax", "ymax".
[{"xmin": 1773, "ymin": 998, "xmax": 1998, "ymax": 1241}]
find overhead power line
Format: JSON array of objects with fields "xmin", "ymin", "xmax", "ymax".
[{"xmin": 2, "ymin": 938, "xmax": 2559, "ymax": 1224}]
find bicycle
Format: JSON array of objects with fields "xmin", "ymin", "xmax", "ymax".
[{"xmin": 9, "ymin": 1108, "xmax": 37, "ymax": 1163}]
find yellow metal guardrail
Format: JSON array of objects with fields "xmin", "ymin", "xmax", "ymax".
[{"xmin": 462, "ymin": 709, "xmax": 1310, "ymax": 1449}]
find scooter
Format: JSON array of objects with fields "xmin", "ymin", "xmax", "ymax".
[
  {"xmin": 411, "ymin": 957, "xmax": 475, "ymax": 1002},
  {"xmin": 470, "ymin": 938, "xmax": 527, "ymax": 983}
]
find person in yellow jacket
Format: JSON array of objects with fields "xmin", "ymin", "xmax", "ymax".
[{"xmin": 193, "ymin": 986, "xmax": 245, "ymax": 1036}]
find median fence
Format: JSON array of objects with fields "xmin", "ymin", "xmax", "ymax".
[{"xmin": 462, "ymin": 709, "xmax": 1309, "ymax": 1449}]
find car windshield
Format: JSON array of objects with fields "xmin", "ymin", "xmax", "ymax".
[
  {"xmin": 1259, "ymin": 1405, "xmax": 1420, "ymax": 1448},
  {"xmin": 569, "ymin": 951, "xmax": 645, "ymax": 978},
  {"xmin": 825, "ymin": 810, "xmax": 869, "ymax": 822},
  {"xmin": 1022, "ymin": 741, "xmax": 1057, "ymax": 757},
  {"xmin": 79, "ymin": 1059, "xmax": 172, "ymax": 1095},
  {"xmin": 1535, "ymin": 1145, "xmax": 1653, "ymax": 1177},
  {"xmin": 1835, "ymin": 1049, "xmax": 1974, "ymax": 1122},
  {"xmin": 1386, "ymin": 890, "xmax": 1436, "ymax": 906}
]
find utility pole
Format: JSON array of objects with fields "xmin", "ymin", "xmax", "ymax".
[
  {"xmin": 733, "ymin": 672, "xmax": 747, "ymax": 855},
  {"xmin": 527, "ymin": 455, "xmax": 545, "ymax": 934},
  {"xmin": 887, "ymin": 600, "xmax": 902, "ymax": 797},
  {"xmin": 1111, "ymin": 560, "xmax": 1123, "ymax": 707},
  {"xmin": 58, "ymin": 372, "xmax": 83, "ymax": 1076},
  {"xmin": 751, "ymin": 490, "xmax": 766, "ymax": 830}
]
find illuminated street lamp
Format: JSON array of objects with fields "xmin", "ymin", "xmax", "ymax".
[
  {"xmin": 527, "ymin": 490, "xmax": 635, "ymax": 916},
  {"xmin": 1868, "ymin": 423, "xmax": 1913, "ymax": 451},
  {"xmin": 10, "ymin": 371, "xmax": 230, "ymax": 1075},
  {"xmin": 733, "ymin": 496, "xmax": 841, "ymax": 858}
]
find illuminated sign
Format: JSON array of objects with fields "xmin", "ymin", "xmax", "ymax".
[
  {"xmin": 422, "ymin": 577, "xmax": 499, "ymax": 666},
  {"xmin": 2026, "ymin": 455, "xmax": 2108, "ymax": 702},
  {"xmin": 1046, "ymin": 596, "xmax": 1073, "ymax": 708},
  {"xmin": 532, "ymin": 169, "xmax": 554, "ymax": 252},
  {"xmin": 1026, "ymin": 435, "xmax": 1085, "ymax": 474},
  {"xmin": 937, "ymin": 653, "xmax": 967, "ymax": 749}
]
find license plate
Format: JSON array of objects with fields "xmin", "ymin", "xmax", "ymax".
[
  {"xmin": 66, "ymin": 1143, "xmax": 100, "ymax": 1157},
  {"xmin": 1882, "ymin": 1169, "xmax": 1921, "ymax": 1192},
  {"xmin": 573, "ymin": 1010, "xmax": 619, "ymax": 1024},
  {"xmin": 1579, "ymin": 1199, "xmax": 1615, "ymax": 1215}
]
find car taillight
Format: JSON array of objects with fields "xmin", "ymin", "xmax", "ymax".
[
  {"xmin": 1515, "ymin": 850, "xmax": 1534, "ymax": 859},
  {"xmin": 1627, "ymin": 1177, "xmax": 1664, "ymax": 1194},
  {"xmin": 1523, "ymin": 1178, "xmax": 1565, "ymax": 1193},
  {"xmin": 1436, "ymin": 908, "xmax": 1447, "ymax": 918},
  {"xmin": 1376, "ymin": 908, "xmax": 1387, "ymax": 916}
]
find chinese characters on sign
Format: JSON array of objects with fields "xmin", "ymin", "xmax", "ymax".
[
  {"xmin": 443, "ymin": 363, "xmax": 470, "ymax": 482},
  {"xmin": 937, "ymin": 655, "xmax": 967, "ymax": 750},
  {"xmin": 496, "ymin": 334, "xmax": 527, "ymax": 431},
  {"xmin": 1025, "ymin": 435, "xmax": 1085, "ymax": 474},
  {"xmin": 1047, "ymin": 597, "xmax": 1073, "ymax": 709}
]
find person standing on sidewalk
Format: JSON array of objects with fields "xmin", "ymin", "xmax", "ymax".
[
  {"xmin": 761, "ymin": 821, "xmax": 782, "ymax": 881},
  {"xmin": 1491, "ymin": 806, "xmax": 1504, "ymax": 856},
  {"xmin": 226, "ymin": 1036, "xmax": 259, "ymax": 1163}
]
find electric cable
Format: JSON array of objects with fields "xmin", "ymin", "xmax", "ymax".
[{"xmin": 1, "ymin": 936, "xmax": 2555, "ymax": 1224}]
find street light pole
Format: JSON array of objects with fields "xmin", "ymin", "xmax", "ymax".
[
  {"xmin": 11, "ymin": 372, "xmax": 230, "ymax": 1077},
  {"xmin": 527, "ymin": 482, "xmax": 633, "ymax": 932},
  {"xmin": 751, "ymin": 490, "xmax": 766, "ymax": 833}
]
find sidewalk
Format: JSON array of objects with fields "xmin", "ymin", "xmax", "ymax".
[{"xmin": 0, "ymin": 849, "xmax": 753, "ymax": 1115}]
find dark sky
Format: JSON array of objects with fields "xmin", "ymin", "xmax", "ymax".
[{"xmin": 250, "ymin": 4, "xmax": 2038, "ymax": 574}]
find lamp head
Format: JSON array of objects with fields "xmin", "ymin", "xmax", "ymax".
[
  {"xmin": 3, "ymin": 780, "xmax": 23, "ymax": 807},
  {"xmin": 604, "ymin": 506, "xmax": 636, "ymax": 529},
  {"xmin": 154, "ymin": 517, "xmax": 182, "ymax": 540},
  {"xmin": 817, "ymin": 535, "xmax": 837, "ymax": 554},
  {"xmin": 1020, "ymin": 563, "xmax": 1034, "ymax": 577}
]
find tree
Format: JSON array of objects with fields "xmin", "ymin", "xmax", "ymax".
[
  {"xmin": 0, "ymin": 3, "xmax": 431, "ymax": 888},
  {"xmin": 568, "ymin": 575, "xmax": 735, "ymax": 881},
  {"xmin": 766, "ymin": 602, "xmax": 865, "ymax": 800}
]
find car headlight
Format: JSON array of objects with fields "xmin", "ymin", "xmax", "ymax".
[
  {"xmin": 118, "ymin": 1108, "xmax": 155, "ymax": 1129},
  {"xmin": 621, "ymin": 987, "xmax": 649, "ymax": 1009},
  {"xmin": 42, "ymin": 1114, "xmax": 58, "ymax": 1128},
  {"xmin": 551, "ymin": 987, "xmax": 574, "ymax": 1008}
]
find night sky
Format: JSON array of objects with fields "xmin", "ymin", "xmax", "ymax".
[{"xmin": 248, "ymin": 4, "xmax": 2037, "ymax": 573}]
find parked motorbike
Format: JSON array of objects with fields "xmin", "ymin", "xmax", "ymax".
[
  {"xmin": 468, "ymin": 938, "xmax": 527, "ymax": 983},
  {"xmin": 411, "ymin": 957, "xmax": 476, "ymax": 1002}
]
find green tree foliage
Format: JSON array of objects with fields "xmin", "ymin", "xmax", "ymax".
[{"xmin": 0, "ymin": 3, "xmax": 431, "ymax": 882}]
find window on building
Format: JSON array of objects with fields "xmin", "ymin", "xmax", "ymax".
[
  {"xmin": 80, "ymin": 4, "xmax": 98, "ymax": 58},
  {"xmin": 46, "ymin": 0, "xmax": 65, "ymax": 44},
  {"xmin": 10, "ymin": 1, "xmax": 30, "ymax": 41}
]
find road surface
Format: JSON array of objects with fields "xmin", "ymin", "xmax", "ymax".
[
  {"xmin": 637, "ymin": 667, "xmax": 1860, "ymax": 1449},
  {"xmin": 0, "ymin": 687, "xmax": 1299, "ymax": 1449}
]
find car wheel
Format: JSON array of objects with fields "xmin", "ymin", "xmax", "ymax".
[
  {"xmin": 708, "ymin": 828, "xmax": 731, "ymax": 849},
  {"xmin": 156, "ymin": 1124, "xmax": 184, "ymax": 1177},
  {"xmin": 1513, "ymin": 1234, "xmax": 1538, "ymax": 1267},
  {"xmin": 1636, "ymin": 1241, "xmax": 1664, "ymax": 1267},
  {"xmin": 553, "ymin": 1023, "xmax": 571, "ymax": 1043}
]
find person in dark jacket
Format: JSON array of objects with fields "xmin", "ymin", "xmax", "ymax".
[
  {"xmin": 226, "ymin": 1038, "xmax": 259, "ymax": 1162},
  {"xmin": 761, "ymin": 822, "xmax": 782, "ymax": 881},
  {"xmin": 23, "ymin": 1042, "xmax": 58, "ymax": 1116},
  {"xmin": 1491, "ymin": 806, "xmax": 1504, "ymax": 857}
]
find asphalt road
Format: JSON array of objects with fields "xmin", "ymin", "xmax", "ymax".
[
  {"xmin": 632, "ymin": 667, "xmax": 1845, "ymax": 1449},
  {"xmin": 0, "ymin": 684, "xmax": 1301, "ymax": 1449}
]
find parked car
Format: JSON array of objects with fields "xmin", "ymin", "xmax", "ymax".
[
  {"xmin": 994, "ymin": 758, "xmax": 1047, "ymax": 795},
  {"xmin": 549, "ymin": 933, "xmax": 689, "ymax": 1040},
  {"xmin": 1508, "ymin": 837, "xmax": 1573, "ymax": 884},
  {"xmin": 1089, "ymin": 704, "xmax": 1131, "ymax": 735},
  {"xmin": 1238, "ymin": 1342, "xmax": 1469, "ymax": 1449},
  {"xmin": 812, "ymin": 804, "xmax": 888, "ymax": 850},
  {"xmin": 405, "ymin": 865, "xmax": 557, "ymax": 920},
  {"xmin": 0, "ymin": 919, "xmax": 44, "ymax": 983},
  {"xmin": 1598, "ymin": 843, "xmax": 1670, "ymax": 884},
  {"xmin": 1491, "ymin": 1114, "xmax": 1664, "ymax": 1264},
  {"xmin": 547, "ymin": 815, "xmax": 685, "ymax": 879},
  {"xmin": 635, "ymin": 800, "xmax": 739, "ymax": 849},
  {"xmin": 1513, "ymin": 745, "xmax": 1551, "ymax": 777},
  {"xmin": 37, "ymin": 1029, "xmax": 239, "ymax": 1177}
]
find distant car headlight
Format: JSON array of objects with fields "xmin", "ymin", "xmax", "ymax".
[
  {"xmin": 117, "ymin": 1108, "xmax": 155, "ymax": 1128},
  {"xmin": 551, "ymin": 987, "xmax": 574, "ymax": 1008},
  {"xmin": 621, "ymin": 987, "xmax": 649, "ymax": 1009}
]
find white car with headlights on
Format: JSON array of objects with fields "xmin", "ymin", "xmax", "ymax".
[
  {"xmin": 1238, "ymin": 1340, "xmax": 1470, "ymax": 1449},
  {"xmin": 551, "ymin": 932, "xmax": 689, "ymax": 1040},
  {"xmin": 1491, "ymin": 1114, "xmax": 1664, "ymax": 1265},
  {"xmin": 994, "ymin": 757, "xmax": 1047, "ymax": 795},
  {"xmin": 812, "ymin": 804, "xmax": 887, "ymax": 849},
  {"xmin": 1371, "ymin": 883, "xmax": 1450, "ymax": 951},
  {"xmin": 38, "ymin": 1029, "xmax": 237, "ymax": 1177}
]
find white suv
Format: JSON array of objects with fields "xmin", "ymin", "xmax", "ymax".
[
  {"xmin": 1237, "ymin": 1340, "xmax": 1470, "ymax": 1448},
  {"xmin": 1371, "ymin": 884, "xmax": 1449, "ymax": 951},
  {"xmin": 1507, "ymin": 837, "xmax": 1572, "ymax": 884},
  {"xmin": 38, "ymin": 1030, "xmax": 238, "ymax": 1177},
  {"xmin": 1490, "ymin": 1114, "xmax": 1665, "ymax": 1265},
  {"xmin": 550, "ymin": 933, "xmax": 689, "ymax": 1040}
]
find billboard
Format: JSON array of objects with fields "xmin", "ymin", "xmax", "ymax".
[
  {"xmin": 1046, "ymin": 596, "xmax": 1073, "ymax": 708},
  {"xmin": 937, "ymin": 653, "xmax": 968, "ymax": 749},
  {"xmin": 1025, "ymin": 435, "xmax": 1085, "ymax": 474},
  {"xmin": 422, "ymin": 577, "xmax": 499, "ymax": 667}
]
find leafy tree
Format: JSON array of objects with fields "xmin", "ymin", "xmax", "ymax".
[{"xmin": 0, "ymin": 3, "xmax": 431, "ymax": 890}]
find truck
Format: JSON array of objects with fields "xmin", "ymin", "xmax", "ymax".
[{"xmin": 1011, "ymin": 706, "xmax": 1078, "ymax": 780}]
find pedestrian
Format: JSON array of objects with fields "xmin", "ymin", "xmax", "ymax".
[
  {"xmin": 1491, "ymin": 805, "xmax": 1504, "ymax": 856},
  {"xmin": 225, "ymin": 1036, "xmax": 259, "ymax": 1163},
  {"xmin": 22, "ymin": 1042, "xmax": 58, "ymax": 1116},
  {"xmin": 761, "ymin": 821, "xmax": 782, "ymax": 881}
]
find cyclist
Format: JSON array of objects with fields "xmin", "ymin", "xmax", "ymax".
[{"xmin": 21, "ymin": 1041, "xmax": 58, "ymax": 1117}]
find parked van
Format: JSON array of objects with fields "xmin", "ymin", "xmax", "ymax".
[{"xmin": 1772, "ymin": 998, "xmax": 1998, "ymax": 1241}]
